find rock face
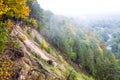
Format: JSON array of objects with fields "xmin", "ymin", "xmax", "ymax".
[{"xmin": 8, "ymin": 25, "xmax": 59, "ymax": 80}]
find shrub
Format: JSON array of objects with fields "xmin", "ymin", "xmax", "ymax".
[
  {"xmin": 70, "ymin": 52, "xmax": 76, "ymax": 61},
  {"xmin": 12, "ymin": 41, "xmax": 21, "ymax": 49},
  {"xmin": 89, "ymin": 77, "xmax": 94, "ymax": 80},
  {"xmin": 0, "ymin": 55, "xmax": 14, "ymax": 80},
  {"xmin": 5, "ymin": 19, "xmax": 13, "ymax": 30},
  {"xmin": 45, "ymin": 46, "xmax": 52, "ymax": 53},
  {"xmin": 27, "ymin": 29, "xmax": 31, "ymax": 35},
  {"xmin": 66, "ymin": 67, "xmax": 79, "ymax": 80},
  {"xmin": 31, "ymin": 51, "xmax": 41, "ymax": 59},
  {"xmin": 0, "ymin": 26, "xmax": 8, "ymax": 53},
  {"xmin": 6, "ymin": 41, "xmax": 21, "ymax": 49},
  {"xmin": 37, "ymin": 22, "xmax": 43, "ymax": 32},
  {"xmin": 34, "ymin": 36, "xmax": 40, "ymax": 44},
  {"xmin": 29, "ymin": 18, "xmax": 38, "ymax": 28},
  {"xmin": 41, "ymin": 39, "xmax": 47, "ymax": 49},
  {"xmin": 24, "ymin": 18, "xmax": 38, "ymax": 28}
]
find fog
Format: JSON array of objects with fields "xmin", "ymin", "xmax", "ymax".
[{"xmin": 38, "ymin": 0, "xmax": 120, "ymax": 16}]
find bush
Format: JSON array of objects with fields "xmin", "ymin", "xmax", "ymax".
[
  {"xmin": 34, "ymin": 37, "xmax": 52, "ymax": 53},
  {"xmin": 0, "ymin": 55, "xmax": 14, "ymax": 80},
  {"xmin": 41, "ymin": 40, "xmax": 47, "ymax": 49},
  {"xmin": 37, "ymin": 22, "xmax": 43, "ymax": 32},
  {"xmin": 89, "ymin": 77, "xmax": 94, "ymax": 80},
  {"xmin": 31, "ymin": 51, "xmax": 41, "ymax": 59},
  {"xmin": 12, "ymin": 41, "xmax": 21, "ymax": 49},
  {"xmin": 6, "ymin": 41, "xmax": 21, "ymax": 49},
  {"xmin": 5, "ymin": 19, "xmax": 13, "ymax": 30},
  {"xmin": 45, "ymin": 46, "xmax": 52, "ymax": 53},
  {"xmin": 26, "ymin": 29, "xmax": 31, "ymax": 36},
  {"xmin": 29, "ymin": 18, "xmax": 38, "ymax": 28},
  {"xmin": 66, "ymin": 67, "xmax": 79, "ymax": 80},
  {"xmin": 70, "ymin": 52, "xmax": 76, "ymax": 61},
  {"xmin": 0, "ymin": 26, "xmax": 8, "ymax": 53},
  {"xmin": 24, "ymin": 18, "xmax": 38, "ymax": 28},
  {"xmin": 34, "ymin": 36, "xmax": 40, "ymax": 44}
]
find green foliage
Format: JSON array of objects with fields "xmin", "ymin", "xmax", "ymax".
[
  {"xmin": 40, "ymin": 13, "xmax": 120, "ymax": 80},
  {"xmin": 6, "ymin": 40, "xmax": 21, "ymax": 49},
  {"xmin": 27, "ymin": 0, "xmax": 44, "ymax": 30},
  {"xmin": 34, "ymin": 36, "xmax": 40, "ymax": 44},
  {"xmin": 31, "ymin": 51, "xmax": 41, "ymax": 59},
  {"xmin": 0, "ymin": 25, "xmax": 8, "ymax": 53},
  {"xmin": 13, "ymin": 41, "xmax": 21, "ymax": 49},
  {"xmin": 5, "ymin": 19, "xmax": 13, "ymax": 30},
  {"xmin": 37, "ymin": 22, "xmax": 43, "ymax": 32},
  {"xmin": 27, "ymin": 0, "xmax": 43, "ymax": 21},
  {"xmin": 111, "ymin": 33, "xmax": 120, "ymax": 58},
  {"xmin": 96, "ymin": 62, "xmax": 120, "ymax": 80},
  {"xmin": 66, "ymin": 67, "xmax": 79, "ymax": 80},
  {"xmin": 29, "ymin": 18, "xmax": 38, "ymax": 28},
  {"xmin": 26, "ymin": 29, "xmax": 31, "ymax": 36},
  {"xmin": 70, "ymin": 52, "xmax": 76, "ymax": 61},
  {"xmin": 24, "ymin": 18, "xmax": 38, "ymax": 28},
  {"xmin": 45, "ymin": 46, "xmax": 52, "ymax": 53},
  {"xmin": 41, "ymin": 39, "xmax": 47, "ymax": 49},
  {"xmin": 89, "ymin": 77, "xmax": 94, "ymax": 80},
  {"xmin": 34, "ymin": 36, "xmax": 52, "ymax": 53}
]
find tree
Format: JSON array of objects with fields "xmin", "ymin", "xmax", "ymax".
[
  {"xmin": 96, "ymin": 62, "xmax": 120, "ymax": 80},
  {"xmin": 0, "ymin": 0, "xmax": 29, "ymax": 20},
  {"xmin": 27, "ymin": 0, "xmax": 43, "ymax": 21}
]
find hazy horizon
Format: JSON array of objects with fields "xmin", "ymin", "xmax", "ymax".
[{"xmin": 38, "ymin": 0, "xmax": 120, "ymax": 16}]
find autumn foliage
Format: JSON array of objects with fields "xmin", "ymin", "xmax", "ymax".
[
  {"xmin": 0, "ymin": 0, "xmax": 29, "ymax": 19},
  {"xmin": 0, "ymin": 55, "xmax": 14, "ymax": 80}
]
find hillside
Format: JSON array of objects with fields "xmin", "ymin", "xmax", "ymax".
[
  {"xmin": 0, "ymin": 0, "xmax": 120, "ymax": 80},
  {"xmin": 8, "ymin": 24, "xmax": 90, "ymax": 80}
]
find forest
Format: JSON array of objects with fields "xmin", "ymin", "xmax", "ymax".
[
  {"xmin": 40, "ymin": 13, "xmax": 120, "ymax": 80},
  {"xmin": 0, "ymin": 0, "xmax": 120, "ymax": 80}
]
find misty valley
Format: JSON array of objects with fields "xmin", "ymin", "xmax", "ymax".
[
  {"xmin": 41, "ymin": 13, "xmax": 120, "ymax": 80},
  {"xmin": 0, "ymin": 0, "xmax": 120, "ymax": 80}
]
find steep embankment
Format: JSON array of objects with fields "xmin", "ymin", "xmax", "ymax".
[
  {"xmin": 13, "ymin": 25, "xmax": 53, "ymax": 61},
  {"xmin": 9, "ymin": 25, "xmax": 91, "ymax": 80}
]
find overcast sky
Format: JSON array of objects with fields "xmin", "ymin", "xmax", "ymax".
[{"xmin": 38, "ymin": 0, "xmax": 120, "ymax": 15}]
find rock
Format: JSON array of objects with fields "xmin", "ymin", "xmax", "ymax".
[
  {"xmin": 5, "ymin": 48, "xmax": 24, "ymax": 61},
  {"xmin": 47, "ymin": 60, "xmax": 53, "ymax": 65}
]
